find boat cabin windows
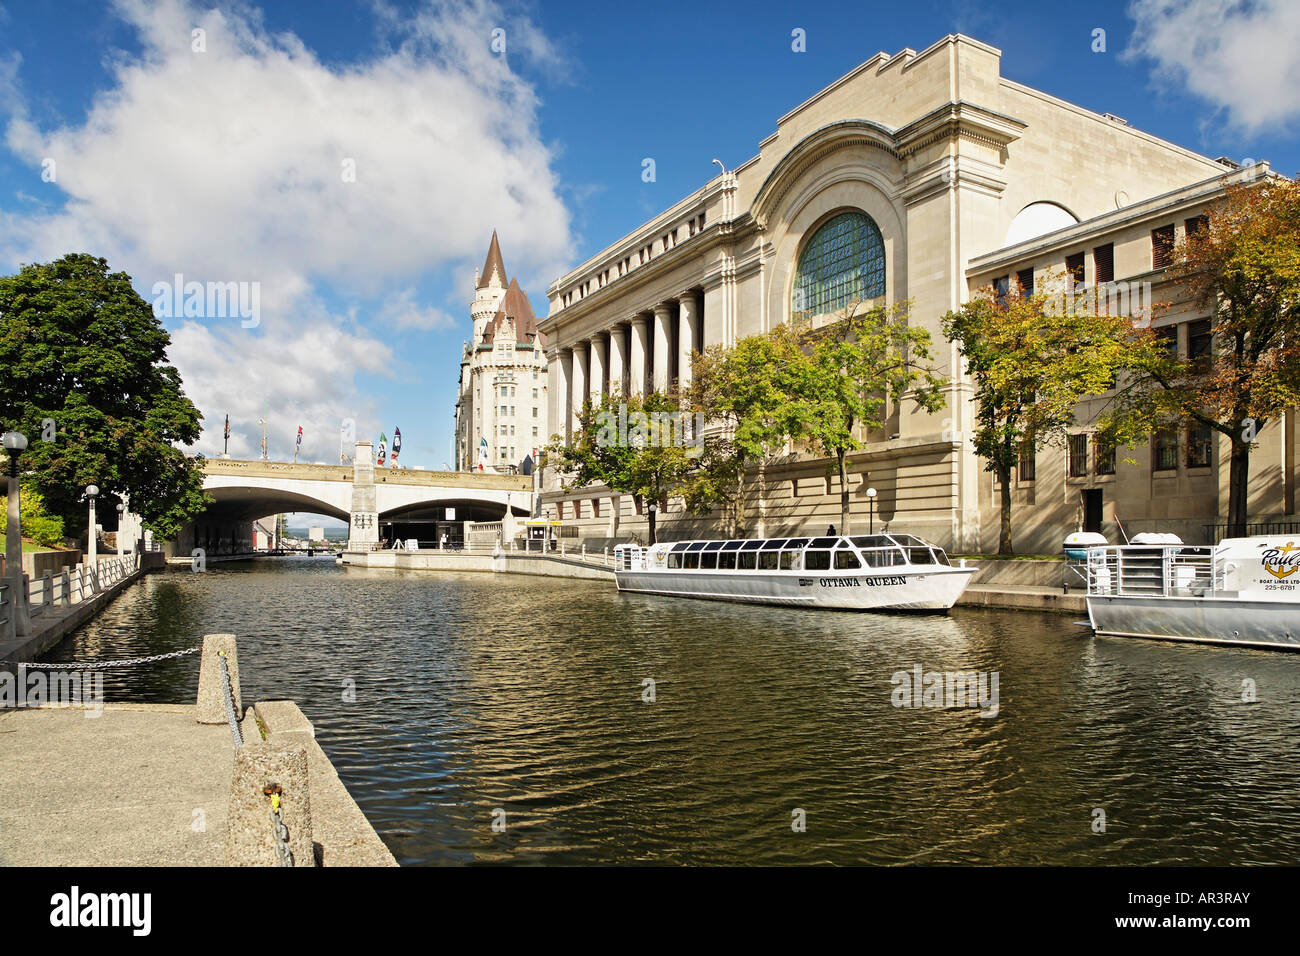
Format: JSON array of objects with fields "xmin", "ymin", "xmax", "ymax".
[
  {"xmin": 834, "ymin": 549, "xmax": 862, "ymax": 570},
  {"xmin": 738, "ymin": 551, "xmax": 757, "ymax": 570},
  {"xmin": 805, "ymin": 549, "xmax": 832, "ymax": 571},
  {"xmin": 717, "ymin": 551, "xmax": 737, "ymax": 569},
  {"xmin": 906, "ymin": 547, "xmax": 936, "ymax": 565},
  {"xmin": 758, "ymin": 550, "xmax": 779, "ymax": 571},
  {"xmin": 779, "ymin": 550, "xmax": 801, "ymax": 570}
]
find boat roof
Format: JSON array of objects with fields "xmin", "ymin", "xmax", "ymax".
[{"xmin": 618, "ymin": 533, "xmax": 938, "ymax": 551}]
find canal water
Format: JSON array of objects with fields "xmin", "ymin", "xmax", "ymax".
[{"xmin": 41, "ymin": 557, "xmax": 1300, "ymax": 865}]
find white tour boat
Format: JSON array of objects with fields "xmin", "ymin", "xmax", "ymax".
[
  {"xmin": 1084, "ymin": 536, "xmax": 1300, "ymax": 651},
  {"xmin": 614, "ymin": 534, "xmax": 977, "ymax": 611}
]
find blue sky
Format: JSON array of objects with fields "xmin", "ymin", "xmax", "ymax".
[{"xmin": 1, "ymin": 0, "xmax": 1297, "ymax": 509}]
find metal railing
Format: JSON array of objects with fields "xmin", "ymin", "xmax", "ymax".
[
  {"xmin": 1085, "ymin": 544, "xmax": 1216, "ymax": 597},
  {"xmin": 1202, "ymin": 522, "xmax": 1300, "ymax": 544},
  {"xmin": 18, "ymin": 552, "xmax": 141, "ymax": 620}
]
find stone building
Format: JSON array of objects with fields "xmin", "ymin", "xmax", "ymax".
[
  {"xmin": 455, "ymin": 232, "xmax": 549, "ymax": 473},
  {"xmin": 536, "ymin": 33, "xmax": 1293, "ymax": 552}
]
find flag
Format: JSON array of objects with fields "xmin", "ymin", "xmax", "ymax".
[
  {"xmin": 477, "ymin": 436, "xmax": 488, "ymax": 471},
  {"xmin": 296, "ymin": 425, "xmax": 302, "ymax": 448},
  {"xmin": 391, "ymin": 427, "xmax": 401, "ymax": 468},
  {"xmin": 377, "ymin": 432, "xmax": 387, "ymax": 466},
  {"xmin": 223, "ymin": 414, "xmax": 230, "ymax": 441}
]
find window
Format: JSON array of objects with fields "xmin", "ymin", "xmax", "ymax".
[
  {"xmin": 1018, "ymin": 443, "xmax": 1036, "ymax": 482},
  {"xmin": 1066, "ymin": 252, "xmax": 1085, "ymax": 290},
  {"xmin": 1156, "ymin": 325, "xmax": 1178, "ymax": 356},
  {"xmin": 993, "ymin": 275, "xmax": 1010, "ymax": 307},
  {"xmin": 1154, "ymin": 429, "xmax": 1178, "ymax": 471},
  {"xmin": 791, "ymin": 211, "xmax": 886, "ymax": 319},
  {"xmin": 805, "ymin": 550, "xmax": 832, "ymax": 571},
  {"xmin": 1188, "ymin": 319, "xmax": 1212, "ymax": 369},
  {"xmin": 1152, "ymin": 225, "xmax": 1175, "ymax": 270},
  {"xmin": 500, "ymin": 405, "xmax": 507, "ymax": 416},
  {"xmin": 1094, "ymin": 243, "xmax": 1114, "ymax": 284},
  {"xmin": 1187, "ymin": 422, "xmax": 1213, "ymax": 468},
  {"xmin": 1069, "ymin": 434, "xmax": 1088, "ymax": 477},
  {"xmin": 758, "ymin": 551, "xmax": 779, "ymax": 571},
  {"xmin": 1095, "ymin": 440, "xmax": 1116, "ymax": 475},
  {"xmin": 834, "ymin": 549, "xmax": 862, "ymax": 570},
  {"xmin": 1016, "ymin": 267, "xmax": 1034, "ymax": 297},
  {"xmin": 532, "ymin": 427, "xmax": 538, "ymax": 437},
  {"xmin": 738, "ymin": 551, "xmax": 757, "ymax": 570},
  {"xmin": 532, "ymin": 389, "xmax": 538, "ymax": 399},
  {"xmin": 532, "ymin": 407, "xmax": 538, "ymax": 418},
  {"xmin": 1185, "ymin": 215, "xmax": 1208, "ymax": 238}
]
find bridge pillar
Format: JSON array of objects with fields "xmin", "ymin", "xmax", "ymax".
[{"xmin": 349, "ymin": 441, "xmax": 379, "ymax": 551}]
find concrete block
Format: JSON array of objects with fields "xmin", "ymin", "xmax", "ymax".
[
  {"xmin": 226, "ymin": 743, "xmax": 315, "ymax": 867},
  {"xmin": 195, "ymin": 633, "xmax": 241, "ymax": 725}
]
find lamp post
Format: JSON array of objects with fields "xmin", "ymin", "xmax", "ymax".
[
  {"xmin": 85, "ymin": 484, "xmax": 99, "ymax": 572},
  {"xmin": 867, "ymin": 486, "xmax": 878, "ymax": 535},
  {"xmin": 647, "ymin": 501, "xmax": 657, "ymax": 546},
  {"xmin": 3, "ymin": 431, "xmax": 31, "ymax": 636}
]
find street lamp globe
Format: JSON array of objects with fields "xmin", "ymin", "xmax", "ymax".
[
  {"xmin": 2, "ymin": 431, "xmax": 28, "ymax": 453},
  {"xmin": 867, "ymin": 487, "xmax": 878, "ymax": 499},
  {"xmin": 86, "ymin": 484, "xmax": 99, "ymax": 498}
]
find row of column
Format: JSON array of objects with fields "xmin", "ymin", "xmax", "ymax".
[{"xmin": 551, "ymin": 291, "xmax": 700, "ymax": 439}]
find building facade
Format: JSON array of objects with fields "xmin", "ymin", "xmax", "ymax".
[
  {"xmin": 455, "ymin": 232, "xmax": 549, "ymax": 473},
  {"xmin": 537, "ymin": 34, "xmax": 1294, "ymax": 551}
]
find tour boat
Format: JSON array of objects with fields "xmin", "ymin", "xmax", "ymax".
[
  {"xmin": 613, "ymin": 534, "xmax": 977, "ymax": 611},
  {"xmin": 1084, "ymin": 536, "xmax": 1300, "ymax": 651}
]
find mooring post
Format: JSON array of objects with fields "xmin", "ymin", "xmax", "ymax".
[
  {"xmin": 226, "ymin": 743, "xmax": 315, "ymax": 866},
  {"xmin": 196, "ymin": 633, "xmax": 241, "ymax": 724}
]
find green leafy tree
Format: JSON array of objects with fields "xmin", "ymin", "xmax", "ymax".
[
  {"xmin": 1101, "ymin": 177, "xmax": 1300, "ymax": 536},
  {"xmin": 0, "ymin": 253, "xmax": 209, "ymax": 541},
  {"xmin": 0, "ymin": 484, "xmax": 65, "ymax": 549},
  {"xmin": 546, "ymin": 391, "xmax": 701, "ymax": 544},
  {"xmin": 795, "ymin": 301, "xmax": 946, "ymax": 533},
  {"xmin": 687, "ymin": 323, "xmax": 810, "ymax": 537},
  {"xmin": 943, "ymin": 272, "xmax": 1165, "ymax": 554}
]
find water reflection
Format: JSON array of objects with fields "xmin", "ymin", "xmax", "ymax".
[{"xmin": 41, "ymin": 557, "xmax": 1300, "ymax": 865}]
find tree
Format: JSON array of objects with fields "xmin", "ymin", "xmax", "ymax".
[
  {"xmin": 794, "ymin": 301, "xmax": 946, "ymax": 533},
  {"xmin": 0, "ymin": 253, "xmax": 209, "ymax": 541},
  {"xmin": 0, "ymin": 485, "xmax": 65, "ymax": 549},
  {"xmin": 545, "ymin": 391, "xmax": 701, "ymax": 544},
  {"xmin": 943, "ymin": 273, "xmax": 1165, "ymax": 554},
  {"xmin": 1102, "ymin": 177, "xmax": 1300, "ymax": 537},
  {"xmin": 687, "ymin": 324, "xmax": 810, "ymax": 537}
]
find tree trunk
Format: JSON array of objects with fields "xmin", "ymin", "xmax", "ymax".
[
  {"xmin": 733, "ymin": 460, "xmax": 746, "ymax": 538},
  {"xmin": 998, "ymin": 464, "xmax": 1014, "ymax": 555},
  {"xmin": 1227, "ymin": 440, "xmax": 1251, "ymax": 538},
  {"xmin": 838, "ymin": 450, "xmax": 850, "ymax": 534}
]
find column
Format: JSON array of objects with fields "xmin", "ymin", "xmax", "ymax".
[
  {"xmin": 607, "ymin": 324, "xmax": 628, "ymax": 399},
  {"xmin": 588, "ymin": 333, "xmax": 606, "ymax": 404},
  {"xmin": 653, "ymin": 303, "xmax": 672, "ymax": 393},
  {"xmin": 677, "ymin": 292, "xmax": 698, "ymax": 390},
  {"xmin": 570, "ymin": 343, "xmax": 588, "ymax": 434},
  {"xmin": 551, "ymin": 349, "xmax": 570, "ymax": 444},
  {"xmin": 630, "ymin": 315, "xmax": 649, "ymax": 397}
]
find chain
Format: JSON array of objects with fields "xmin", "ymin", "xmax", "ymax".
[
  {"xmin": 0, "ymin": 646, "xmax": 202, "ymax": 670},
  {"xmin": 218, "ymin": 651, "xmax": 244, "ymax": 748},
  {"xmin": 265, "ymin": 784, "xmax": 294, "ymax": 867}
]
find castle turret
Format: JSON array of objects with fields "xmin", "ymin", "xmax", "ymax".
[{"xmin": 471, "ymin": 230, "xmax": 509, "ymax": 344}]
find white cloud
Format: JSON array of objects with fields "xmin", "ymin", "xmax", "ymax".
[
  {"xmin": 1127, "ymin": 0, "xmax": 1300, "ymax": 137},
  {"xmin": 0, "ymin": 0, "xmax": 573, "ymax": 455}
]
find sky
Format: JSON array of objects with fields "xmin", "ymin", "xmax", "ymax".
[{"xmin": 2, "ymin": 0, "xmax": 1298, "ymax": 492}]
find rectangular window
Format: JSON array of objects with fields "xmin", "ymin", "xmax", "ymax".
[
  {"xmin": 532, "ymin": 389, "xmax": 538, "ymax": 399},
  {"xmin": 532, "ymin": 407, "xmax": 538, "ymax": 418},
  {"xmin": 1066, "ymin": 252, "xmax": 1085, "ymax": 290},
  {"xmin": 1187, "ymin": 422, "xmax": 1213, "ymax": 468},
  {"xmin": 1068, "ymin": 434, "xmax": 1088, "ymax": 477},
  {"xmin": 1018, "ymin": 443, "xmax": 1036, "ymax": 482},
  {"xmin": 1154, "ymin": 429, "xmax": 1179, "ymax": 471},
  {"xmin": 1152, "ymin": 225, "xmax": 1175, "ymax": 270},
  {"xmin": 1185, "ymin": 215, "xmax": 1208, "ymax": 238},
  {"xmin": 1095, "ymin": 439, "xmax": 1116, "ymax": 475},
  {"xmin": 1016, "ymin": 267, "xmax": 1034, "ymax": 297},
  {"xmin": 1156, "ymin": 325, "xmax": 1178, "ymax": 355},
  {"xmin": 1094, "ymin": 243, "xmax": 1114, "ymax": 284},
  {"xmin": 993, "ymin": 275, "xmax": 1010, "ymax": 307},
  {"xmin": 532, "ymin": 427, "xmax": 538, "ymax": 437},
  {"xmin": 500, "ymin": 405, "xmax": 507, "ymax": 416},
  {"xmin": 1188, "ymin": 319, "xmax": 1212, "ymax": 368}
]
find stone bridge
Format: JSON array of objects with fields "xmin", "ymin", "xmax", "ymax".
[{"xmin": 173, "ymin": 442, "xmax": 534, "ymax": 555}]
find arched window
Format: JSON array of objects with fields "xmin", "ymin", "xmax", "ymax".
[{"xmin": 792, "ymin": 211, "xmax": 886, "ymax": 320}]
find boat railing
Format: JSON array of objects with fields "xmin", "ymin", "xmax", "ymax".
[{"xmin": 1086, "ymin": 545, "xmax": 1215, "ymax": 597}]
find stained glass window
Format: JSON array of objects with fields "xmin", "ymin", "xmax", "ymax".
[{"xmin": 792, "ymin": 211, "xmax": 886, "ymax": 320}]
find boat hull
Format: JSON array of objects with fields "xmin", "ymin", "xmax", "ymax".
[
  {"xmin": 615, "ymin": 566, "xmax": 976, "ymax": 611},
  {"xmin": 1087, "ymin": 594, "xmax": 1300, "ymax": 651}
]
